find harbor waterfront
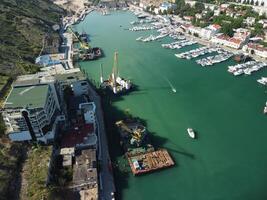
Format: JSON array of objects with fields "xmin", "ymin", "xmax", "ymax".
[{"xmin": 75, "ymin": 11, "xmax": 267, "ymax": 200}]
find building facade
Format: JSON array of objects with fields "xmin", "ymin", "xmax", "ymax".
[
  {"xmin": 243, "ymin": 43, "xmax": 267, "ymax": 58},
  {"xmin": 2, "ymin": 83, "xmax": 63, "ymax": 143}
]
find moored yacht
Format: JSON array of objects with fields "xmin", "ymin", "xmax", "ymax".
[
  {"xmin": 257, "ymin": 77, "xmax": 267, "ymax": 86},
  {"xmin": 187, "ymin": 128, "xmax": 196, "ymax": 139}
]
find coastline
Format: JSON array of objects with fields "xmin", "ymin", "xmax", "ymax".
[
  {"xmin": 128, "ymin": 4, "xmax": 267, "ymax": 63},
  {"xmin": 76, "ymin": 10, "xmax": 267, "ymax": 200},
  {"xmin": 58, "ymin": 3, "xmax": 117, "ymax": 198}
]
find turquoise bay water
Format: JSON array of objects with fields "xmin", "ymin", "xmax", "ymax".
[{"xmin": 75, "ymin": 11, "xmax": 267, "ymax": 200}]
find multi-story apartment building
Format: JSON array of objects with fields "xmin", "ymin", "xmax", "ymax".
[{"xmin": 2, "ymin": 81, "xmax": 63, "ymax": 143}]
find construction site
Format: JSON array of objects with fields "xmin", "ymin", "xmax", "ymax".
[
  {"xmin": 115, "ymin": 119, "xmax": 175, "ymax": 175},
  {"xmin": 100, "ymin": 52, "xmax": 132, "ymax": 94},
  {"xmin": 70, "ymin": 28, "xmax": 102, "ymax": 61},
  {"xmin": 127, "ymin": 149, "xmax": 175, "ymax": 176}
]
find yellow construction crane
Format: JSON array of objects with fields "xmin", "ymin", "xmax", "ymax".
[
  {"xmin": 116, "ymin": 120, "xmax": 142, "ymax": 141},
  {"xmin": 68, "ymin": 27, "xmax": 90, "ymax": 50}
]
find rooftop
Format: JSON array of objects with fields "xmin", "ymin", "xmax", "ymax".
[
  {"xmin": 72, "ymin": 149, "xmax": 98, "ymax": 189},
  {"xmin": 79, "ymin": 187, "xmax": 98, "ymax": 200},
  {"xmin": 61, "ymin": 123, "xmax": 95, "ymax": 148},
  {"xmin": 13, "ymin": 73, "xmax": 55, "ymax": 87},
  {"xmin": 248, "ymin": 43, "xmax": 267, "ymax": 52},
  {"xmin": 55, "ymin": 70, "xmax": 86, "ymax": 83},
  {"xmin": 4, "ymin": 84, "xmax": 49, "ymax": 109}
]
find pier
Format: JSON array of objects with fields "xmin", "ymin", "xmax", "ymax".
[{"xmin": 228, "ymin": 61, "xmax": 267, "ymax": 76}]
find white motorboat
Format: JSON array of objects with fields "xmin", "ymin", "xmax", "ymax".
[{"xmin": 187, "ymin": 128, "xmax": 195, "ymax": 139}]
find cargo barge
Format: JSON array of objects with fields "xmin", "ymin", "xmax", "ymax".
[
  {"xmin": 115, "ymin": 118, "xmax": 174, "ymax": 175},
  {"xmin": 127, "ymin": 149, "xmax": 175, "ymax": 176}
]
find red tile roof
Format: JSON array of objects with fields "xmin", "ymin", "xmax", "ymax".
[
  {"xmin": 248, "ymin": 43, "xmax": 267, "ymax": 52},
  {"xmin": 61, "ymin": 123, "xmax": 94, "ymax": 148}
]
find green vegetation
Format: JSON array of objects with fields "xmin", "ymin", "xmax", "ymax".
[
  {"xmin": 259, "ymin": 41, "xmax": 267, "ymax": 47},
  {"xmin": 0, "ymin": 75, "xmax": 10, "ymax": 91},
  {"xmin": 23, "ymin": 145, "xmax": 52, "ymax": 200},
  {"xmin": 0, "ymin": 0, "xmax": 65, "ymax": 78},
  {"xmin": 251, "ymin": 23, "xmax": 264, "ymax": 36},
  {"xmin": 174, "ymin": 1, "xmax": 266, "ymax": 37},
  {"xmin": 212, "ymin": 4, "xmax": 265, "ymax": 36},
  {"xmin": 0, "ymin": 142, "xmax": 27, "ymax": 199},
  {"xmin": 174, "ymin": 0, "xmax": 204, "ymax": 16},
  {"xmin": 0, "ymin": 0, "xmax": 65, "ymax": 198}
]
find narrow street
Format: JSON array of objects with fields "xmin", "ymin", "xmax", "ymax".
[{"xmin": 87, "ymin": 84, "xmax": 115, "ymax": 200}]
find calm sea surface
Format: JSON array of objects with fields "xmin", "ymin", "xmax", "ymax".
[{"xmin": 75, "ymin": 11, "xmax": 267, "ymax": 200}]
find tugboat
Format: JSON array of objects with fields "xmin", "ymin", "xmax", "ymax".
[
  {"xmin": 79, "ymin": 47, "xmax": 102, "ymax": 61},
  {"xmin": 187, "ymin": 128, "xmax": 196, "ymax": 139},
  {"xmin": 79, "ymin": 48, "xmax": 95, "ymax": 61},
  {"xmin": 92, "ymin": 47, "xmax": 102, "ymax": 58},
  {"xmin": 79, "ymin": 31, "xmax": 89, "ymax": 43}
]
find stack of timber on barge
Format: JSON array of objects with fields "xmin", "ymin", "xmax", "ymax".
[
  {"xmin": 115, "ymin": 118, "xmax": 174, "ymax": 176},
  {"xmin": 127, "ymin": 149, "xmax": 175, "ymax": 176}
]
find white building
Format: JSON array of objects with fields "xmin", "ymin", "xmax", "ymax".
[
  {"xmin": 211, "ymin": 28, "xmax": 251, "ymax": 49},
  {"xmin": 245, "ymin": 17, "xmax": 256, "ymax": 26},
  {"xmin": 243, "ymin": 43, "xmax": 267, "ymax": 58},
  {"xmin": 200, "ymin": 24, "xmax": 221, "ymax": 40},
  {"xmin": 159, "ymin": 2, "xmax": 177, "ymax": 13},
  {"xmin": 55, "ymin": 70, "xmax": 90, "ymax": 98},
  {"xmin": 258, "ymin": 19, "xmax": 267, "ymax": 29},
  {"xmin": 195, "ymin": 13, "xmax": 202, "ymax": 19},
  {"xmin": 79, "ymin": 102, "xmax": 96, "ymax": 127},
  {"xmin": 188, "ymin": 25, "xmax": 202, "ymax": 36},
  {"xmin": 214, "ymin": 9, "xmax": 220, "ymax": 16},
  {"xmin": 2, "ymin": 82, "xmax": 63, "ymax": 143},
  {"xmin": 211, "ymin": 34, "xmax": 242, "ymax": 49}
]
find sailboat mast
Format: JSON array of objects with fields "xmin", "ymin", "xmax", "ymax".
[{"xmin": 112, "ymin": 51, "xmax": 118, "ymax": 85}]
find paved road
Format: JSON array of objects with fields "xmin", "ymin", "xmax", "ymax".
[{"xmin": 87, "ymin": 84, "xmax": 115, "ymax": 200}]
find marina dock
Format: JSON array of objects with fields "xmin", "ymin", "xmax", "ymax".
[{"xmin": 127, "ymin": 149, "xmax": 175, "ymax": 176}]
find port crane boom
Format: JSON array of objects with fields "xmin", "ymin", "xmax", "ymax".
[{"xmin": 68, "ymin": 27, "xmax": 90, "ymax": 49}]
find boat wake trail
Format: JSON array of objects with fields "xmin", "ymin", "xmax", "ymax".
[{"xmin": 164, "ymin": 77, "xmax": 176, "ymax": 93}]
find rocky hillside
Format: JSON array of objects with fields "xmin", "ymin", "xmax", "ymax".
[
  {"xmin": 0, "ymin": 1, "xmax": 65, "ymax": 199},
  {"xmin": 0, "ymin": 0, "xmax": 65, "ymax": 77}
]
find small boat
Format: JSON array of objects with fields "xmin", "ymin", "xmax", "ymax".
[{"xmin": 187, "ymin": 128, "xmax": 195, "ymax": 139}]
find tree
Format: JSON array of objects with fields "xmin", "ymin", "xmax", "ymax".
[
  {"xmin": 228, "ymin": 4, "xmax": 235, "ymax": 10},
  {"xmin": 252, "ymin": 23, "xmax": 264, "ymax": 36},
  {"xmin": 163, "ymin": 10, "xmax": 167, "ymax": 15},
  {"xmin": 175, "ymin": 0, "xmax": 185, "ymax": 9},
  {"xmin": 195, "ymin": 2, "xmax": 205, "ymax": 13},
  {"xmin": 167, "ymin": 8, "xmax": 173, "ymax": 15},
  {"xmin": 232, "ymin": 17, "xmax": 243, "ymax": 29},
  {"xmin": 221, "ymin": 23, "xmax": 234, "ymax": 37},
  {"xmin": 203, "ymin": 9, "xmax": 214, "ymax": 22},
  {"xmin": 0, "ymin": 114, "xmax": 6, "ymax": 136}
]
